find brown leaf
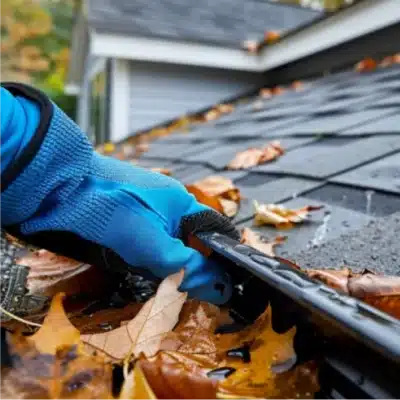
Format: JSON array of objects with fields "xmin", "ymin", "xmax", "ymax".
[
  {"xmin": 1, "ymin": 295, "xmax": 113, "ymax": 399},
  {"xmin": 119, "ymin": 364, "xmax": 157, "ymax": 399},
  {"xmin": 305, "ymin": 268, "xmax": 352, "ymax": 294},
  {"xmin": 253, "ymin": 201, "xmax": 323, "ymax": 229},
  {"xmin": 240, "ymin": 227, "xmax": 286, "ymax": 258},
  {"xmin": 139, "ymin": 353, "xmax": 217, "ymax": 399},
  {"xmin": 82, "ymin": 271, "xmax": 187, "ymax": 361},
  {"xmin": 19, "ymin": 249, "xmax": 105, "ymax": 298},
  {"xmin": 226, "ymin": 141, "xmax": 284, "ymax": 170},
  {"xmin": 348, "ymin": 274, "xmax": 400, "ymax": 319}
]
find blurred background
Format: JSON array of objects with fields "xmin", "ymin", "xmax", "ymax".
[{"xmin": 1, "ymin": 0, "xmax": 353, "ymax": 124}]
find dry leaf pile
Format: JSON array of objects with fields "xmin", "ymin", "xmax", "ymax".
[
  {"xmin": 226, "ymin": 140, "xmax": 284, "ymax": 170},
  {"xmin": 186, "ymin": 176, "xmax": 241, "ymax": 217}
]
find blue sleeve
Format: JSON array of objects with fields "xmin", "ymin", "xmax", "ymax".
[{"xmin": 1, "ymin": 87, "xmax": 40, "ymax": 174}]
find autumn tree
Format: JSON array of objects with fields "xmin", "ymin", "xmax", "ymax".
[{"xmin": 1, "ymin": 0, "xmax": 74, "ymax": 94}]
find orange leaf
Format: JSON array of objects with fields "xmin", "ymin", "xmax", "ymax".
[
  {"xmin": 264, "ymin": 31, "xmax": 280, "ymax": 43},
  {"xmin": 2, "ymin": 295, "xmax": 113, "ymax": 399},
  {"xmin": 186, "ymin": 184, "xmax": 224, "ymax": 214},
  {"xmin": 139, "ymin": 353, "xmax": 217, "ymax": 399},
  {"xmin": 119, "ymin": 364, "xmax": 157, "ymax": 399},
  {"xmin": 241, "ymin": 227, "xmax": 286, "ymax": 258},
  {"xmin": 82, "ymin": 271, "xmax": 187, "ymax": 361},
  {"xmin": 29, "ymin": 293, "xmax": 80, "ymax": 355},
  {"xmin": 355, "ymin": 58, "xmax": 377, "ymax": 72}
]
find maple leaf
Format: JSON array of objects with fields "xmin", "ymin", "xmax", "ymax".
[
  {"xmin": 82, "ymin": 271, "xmax": 187, "ymax": 361},
  {"xmin": 240, "ymin": 227, "xmax": 286, "ymax": 258},
  {"xmin": 253, "ymin": 201, "xmax": 323, "ymax": 229},
  {"xmin": 186, "ymin": 176, "xmax": 241, "ymax": 217},
  {"xmin": 119, "ymin": 364, "xmax": 157, "ymax": 399},
  {"xmin": 226, "ymin": 141, "xmax": 284, "ymax": 170},
  {"xmin": 1, "ymin": 293, "xmax": 113, "ymax": 399}
]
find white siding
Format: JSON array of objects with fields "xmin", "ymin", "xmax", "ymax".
[{"xmin": 128, "ymin": 60, "xmax": 265, "ymax": 133}]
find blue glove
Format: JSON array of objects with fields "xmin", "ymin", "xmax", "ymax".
[{"xmin": 1, "ymin": 83, "xmax": 239, "ymax": 305}]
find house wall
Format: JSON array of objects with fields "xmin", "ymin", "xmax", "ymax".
[{"xmin": 125, "ymin": 60, "xmax": 266, "ymax": 137}]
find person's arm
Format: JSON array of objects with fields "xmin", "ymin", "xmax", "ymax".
[{"xmin": 1, "ymin": 83, "xmax": 239, "ymax": 305}]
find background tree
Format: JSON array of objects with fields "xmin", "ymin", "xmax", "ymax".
[{"xmin": 1, "ymin": 0, "xmax": 77, "ymax": 116}]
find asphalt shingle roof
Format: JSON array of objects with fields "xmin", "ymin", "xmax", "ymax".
[
  {"xmin": 87, "ymin": 0, "xmax": 322, "ymax": 47},
  {"xmin": 136, "ymin": 64, "xmax": 400, "ymax": 275}
]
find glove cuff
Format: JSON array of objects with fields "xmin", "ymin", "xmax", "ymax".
[{"xmin": 1, "ymin": 83, "xmax": 93, "ymax": 226}]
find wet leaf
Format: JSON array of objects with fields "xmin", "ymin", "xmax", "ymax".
[
  {"xmin": 119, "ymin": 364, "xmax": 157, "ymax": 399},
  {"xmin": 216, "ymin": 307, "xmax": 318, "ymax": 398},
  {"xmin": 226, "ymin": 141, "xmax": 284, "ymax": 170},
  {"xmin": 1, "ymin": 294, "xmax": 113, "ymax": 399},
  {"xmin": 253, "ymin": 201, "xmax": 323, "ymax": 229},
  {"xmin": 82, "ymin": 271, "xmax": 187, "ymax": 361},
  {"xmin": 139, "ymin": 353, "xmax": 217, "ymax": 399},
  {"xmin": 29, "ymin": 293, "xmax": 80, "ymax": 355},
  {"xmin": 240, "ymin": 228, "xmax": 286, "ymax": 258}
]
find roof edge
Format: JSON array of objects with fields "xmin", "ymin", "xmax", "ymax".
[{"xmin": 89, "ymin": 0, "xmax": 399, "ymax": 73}]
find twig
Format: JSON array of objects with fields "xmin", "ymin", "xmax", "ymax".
[{"xmin": 0, "ymin": 306, "xmax": 42, "ymax": 327}]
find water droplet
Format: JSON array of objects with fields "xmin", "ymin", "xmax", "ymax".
[
  {"xmin": 207, "ymin": 367, "xmax": 236, "ymax": 380},
  {"xmin": 226, "ymin": 345, "xmax": 251, "ymax": 363}
]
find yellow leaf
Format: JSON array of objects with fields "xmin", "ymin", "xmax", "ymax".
[
  {"xmin": 29, "ymin": 293, "xmax": 80, "ymax": 355},
  {"xmin": 82, "ymin": 270, "xmax": 187, "ymax": 361},
  {"xmin": 119, "ymin": 364, "xmax": 157, "ymax": 399},
  {"xmin": 253, "ymin": 201, "xmax": 323, "ymax": 229}
]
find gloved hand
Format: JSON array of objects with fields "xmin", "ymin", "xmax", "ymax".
[{"xmin": 1, "ymin": 83, "xmax": 239, "ymax": 305}]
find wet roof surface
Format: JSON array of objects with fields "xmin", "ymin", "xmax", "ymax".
[
  {"xmin": 137, "ymin": 64, "xmax": 400, "ymax": 275},
  {"xmin": 87, "ymin": 0, "xmax": 321, "ymax": 48}
]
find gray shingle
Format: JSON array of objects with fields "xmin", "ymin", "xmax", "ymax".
[
  {"xmin": 236, "ymin": 197, "xmax": 372, "ymax": 258},
  {"xmin": 254, "ymin": 135, "xmax": 400, "ymax": 178},
  {"xmin": 330, "ymin": 152, "xmax": 400, "ymax": 194},
  {"xmin": 269, "ymin": 108, "xmax": 399, "ymax": 136},
  {"xmin": 88, "ymin": 0, "xmax": 321, "ymax": 48},
  {"xmin": 341, "ymin": 111, "xmax": 400, "ymax": 135}
]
